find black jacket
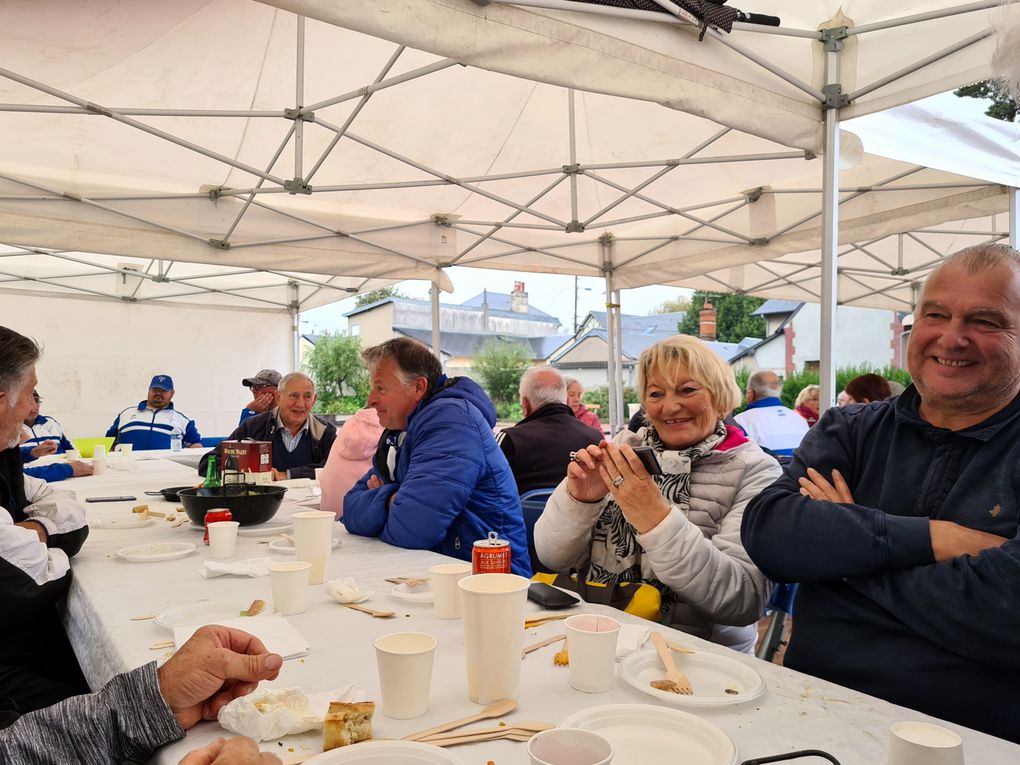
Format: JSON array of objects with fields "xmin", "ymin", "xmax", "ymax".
[
  {"xmin": 198, "ymin": 410, "xmax": 337, "ymax": 480},
  {"xmin": 495, "ymin": 403, "xmax": 602, "ymax": 495}
]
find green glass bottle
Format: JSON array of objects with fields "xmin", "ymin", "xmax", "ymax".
[{"xmin": 203, "ymin": 454, "xmax": 222, "ymax": 489}]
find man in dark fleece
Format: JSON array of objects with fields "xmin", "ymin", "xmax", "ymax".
[
  {"xmin": 0, "ymin": 326, "xmax": 90, "ymax": 714},
  {"xmin": 344, "ymin": 338, "xmax": 530, "ymax": 576},
  {"xmin": 742, "ymin": 243, "xmax": 1020, "ymax": 743}
]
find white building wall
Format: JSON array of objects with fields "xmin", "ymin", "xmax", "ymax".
[
  {"xmin": 792, "ymin": 304, "xmax": 895, "ymax": 371},
  {"xmin": 743, "ymin": 338, "xmax": 787, "ymax": 377},
  {"xmin": 1, "ymin": 293, "xmax": 292, "ymax": 440}
]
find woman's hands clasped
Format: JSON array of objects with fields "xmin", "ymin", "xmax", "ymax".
[{"xmin": 568, "ymin": 442, "xmax": 670, "ymax": 534}]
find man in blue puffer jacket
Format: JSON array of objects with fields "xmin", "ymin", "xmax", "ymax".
[{"xmin": 343, "ymin": 338, "xmax": 531, "ymax": 576}]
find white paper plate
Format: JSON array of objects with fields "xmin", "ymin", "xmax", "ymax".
[
  {"xmin": 91, "ymin": 516, "xmax": 156, "ymax": 530},
  {"xmin": 115, "ymin": 542, "xmax": 196, "ymax": 563},
  {"xmin": 390, "ymin": 582, "xmax": 433, "ymax": 603},
  {"xmin": 268, "ymin": 534, "xmax": 342, "ymax": 555},
  {"xmin": 302, "ymin": 740, "xmax": 459, "ymax": 764},
  {"xmin": 154, "ymin": 600, "xmax": 270, "ymax": 629},
  {"xmin": 189, "ymin": 519, "xmax": 294, "ymax": 536},
  {"xmin": 559, "ymin": 704, "xmax": 737, "ymax": 765},
  {"xmin": 620, "ymin": 648, "xmax": 765, "ymax": 707}
]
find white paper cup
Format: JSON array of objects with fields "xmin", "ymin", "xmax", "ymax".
[
  {"xmin": 292, "ymin": 510, "xmax": 335, "ymax": 584},
  {"xmin": 314, "ymin": 467, "xmax": 324, "ymax": 483},
  {"xmin": 373, "ymin": 632, "xmax": 437, "ymax": 719},
  {"xmin": 207, "ymin": 521, "xmax": 239, "ymax": 559},
  {"xmin": 528, "ymin": 728, "xmax": 614, "ymax": 765},
  {"xmin": 459, "ymin": 573, "xmax": 530, "ymax": 704},
  {"xmin": 429, "ymin": 562, "xmax": 472, "ymax": 619},
  {"xmin": 268, "ymin": 561, "xmax": 311, "ymax": 615},
  {"xmin": 91, "ymin": 456, "xmax": 106, "ymax": 475},
  {"xmin": 888, "ymin": 722, "xmax": 964, "ymax": 765},
  {"xmin": 92, "ymin": 444, "xmax": 106, "ymax": 459},
  {"xmin": 563, "ymin": 614, "xmax": 621, "ymax": 693}
]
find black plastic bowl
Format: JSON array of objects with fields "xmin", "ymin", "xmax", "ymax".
[{"xmin": 177, "ymin": 485, "xmax": 287, "ymax": 527}]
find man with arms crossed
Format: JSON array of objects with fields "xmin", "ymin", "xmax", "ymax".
[{"xmin": 742, "ymin": 243, "xmax": 1020, "ymax": 742}]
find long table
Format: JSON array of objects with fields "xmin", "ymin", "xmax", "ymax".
[{"xmin": 60, "ymin": 457, "xmax": 1020, "ymax": 764}]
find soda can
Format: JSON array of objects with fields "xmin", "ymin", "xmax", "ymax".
[
  {"xmin": 203, "ymin": 508, "xmax": 233, "ymax": 545},
  {"xmin": 472, "ymin": 531, "xmax": 512, "ymax": 574}
]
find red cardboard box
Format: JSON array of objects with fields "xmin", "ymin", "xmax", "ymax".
[{"xmin": 220, "ymin": 440, "xmax": 272, "ymax": 485}]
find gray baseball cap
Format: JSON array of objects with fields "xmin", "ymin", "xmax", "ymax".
[{"xmin": 242, "ymin": 369, "xmax": 282, "ymax": 388}]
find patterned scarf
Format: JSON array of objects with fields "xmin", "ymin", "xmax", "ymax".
[{"xmin": 585, "ymin": 420, "xmax": 728, "ymax": 611}]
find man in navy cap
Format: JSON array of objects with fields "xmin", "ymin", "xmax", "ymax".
[{"xmin": 106, "ymin": 374, "xmax": 202, "ymax": 450}]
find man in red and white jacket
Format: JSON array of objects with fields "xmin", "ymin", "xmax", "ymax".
[{"xmin": 0, "ymin": 326, "xmax": 90, "ymax": 715}]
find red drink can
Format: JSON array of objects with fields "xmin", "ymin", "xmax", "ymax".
[
  {"xmin": 472, "ymin": 531, "xmax": 512, "ymax": 574},
  {"xmin": 203, "ymin": 508, "xmax": 233, "ymax": 545}
]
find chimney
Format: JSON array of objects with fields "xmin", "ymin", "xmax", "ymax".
[
  {"xmin": 510, "ymin": 281, "xmax": 528, "ymax": 313},
  {"xmin": 699, "ymin": 301, "xmax": 717, "ymax": 341}
]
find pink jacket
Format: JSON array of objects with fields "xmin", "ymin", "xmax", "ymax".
[
  {"xmin": 574, "ymin": 404, "xmax": 602, "ymax": 432},
  {"xmin": 319, "ymin": 408, "xmax": 384, "ymax": 518}
]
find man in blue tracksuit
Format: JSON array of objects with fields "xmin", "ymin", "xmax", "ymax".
[
  {"xmin": 20, "ymin": 390, "xmax": 92, "ymax": 482},
  {"xmin": 343, "ymin": 338, "xmax": 530, "ymax": 576},
  {"xmin": 742, "ymin": 243, "xmax": 1020, "ymax": 743},
  {"xmin": 106, "ymin": 375, "xmax": 202, "ymax": 450}
]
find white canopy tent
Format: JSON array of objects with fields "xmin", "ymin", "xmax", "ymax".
[{"xmin": 2, "ymin": 1, "xmax": 1018, "ymax": 429}]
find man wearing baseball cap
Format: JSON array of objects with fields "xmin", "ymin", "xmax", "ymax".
[
  {"xmin": 239, "ymin": 368, "xmax": 282, "ymax": 425},
  {"xmin": 106, "ymin": 375, "xmax": 202, "ymax": 450}
]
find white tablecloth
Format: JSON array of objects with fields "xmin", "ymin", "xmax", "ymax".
[{"xmin": 61, "ymin": 459, "xmax": 1020, "ymax": 765}]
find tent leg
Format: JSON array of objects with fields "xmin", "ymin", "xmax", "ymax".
[
  {"xmin": 818, "ymin": 30, "xmax": 844, "ymax": 409},
  {"xmin": 290, "ymin": 280, "xmax": 301, "ymax": 371},
  {"xmin": 602, "ymin": 234, "xmax": 619, "ymax": 435},
  {"xmin": 430, "ymin": 282, "xmax": 443, "ymax": 369},
  {"xmin": 1010, "ymin": 188, "xmax": 1019, "ymax": 250}
]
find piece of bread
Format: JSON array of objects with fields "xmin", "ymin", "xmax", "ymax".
[{"xmin": 323, "ymin": 701, "xmax": 375, "ymax": 751}]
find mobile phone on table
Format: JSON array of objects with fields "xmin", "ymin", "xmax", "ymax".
[
  {"xmin": 527, "ymin": 582, "xmax": 580, "ymax": 610},
  {"xmin": 85, "ymin": 496, "xmax": 137, "ymax": 502},
  {"xmin": 631, "ymin": 445, "xmax": 663, "ymax": 476}
]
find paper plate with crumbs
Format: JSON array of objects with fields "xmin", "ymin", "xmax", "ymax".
[
  {"xmin": 301, "ymin": 740, "xmax": 459, "ymax": 764},
  {"xmin": 620, "ymin": 648, "xmax": 765, "ymax": 707},
  {"xmin": 115, "ymin": 542, "xmax": 196, "ymax": 562},
  {"xmin": 559, "ymin": 704, "xmax": 737, "ymax": 765}
]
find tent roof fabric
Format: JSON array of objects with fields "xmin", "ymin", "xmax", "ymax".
[{"xmin": 0, "ymin": 1, "xmax": 1017, "ymax": 313}]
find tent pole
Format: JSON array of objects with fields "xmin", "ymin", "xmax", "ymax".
[
  {"xmin": 289, "ymin": 280, "xmax": 301, "ymax": 372},
  {"xmin": 430, "ymin": 282, "xmax": 443, "ymax": 369},
  {"xmin": 1011, "ymin": 188, "xmax": 1019, "ymax": 249},
  {"xmin": 602, "ymin": 234, "xmax": 619, "ymax": 435},
  {"xmin": 294, "ymin": 16, "xmax": 305, "ymax": 183},
  {"xmin": 613, "ymin": 285, "xmax": 624, "ymax": 431},
  {"xmin": 819, "ymin": 28, "xmax": 845, "ymax": 410}
]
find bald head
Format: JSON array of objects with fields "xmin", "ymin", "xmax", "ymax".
[{"xmin": 519, "ymin": 366, "xmax": 567, "ymax": 417}]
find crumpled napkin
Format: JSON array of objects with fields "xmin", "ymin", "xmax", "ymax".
[
  {"xmin": 219, "ymin": 684, "xmax": 368, "ymax": 741},
  {"xmin": 325, "ymin": 577, "xmax": 372, "ymax": 603},
  {"xmin": 199, "ymin": 557, "xmax": 274, "ymax": 578},
  {"xmin": 616, "ymin": 623, "xmax": 650, "ymax": 659}
]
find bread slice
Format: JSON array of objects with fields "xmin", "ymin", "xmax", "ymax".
[{"xmin": 323, "ymin": 701, "xmax": 375, "ymax": 751}]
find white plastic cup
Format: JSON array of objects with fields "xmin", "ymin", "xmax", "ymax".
[
  {"xmin": 268, "ymin": 561, "xmax": 311, "ymax": 615},
  {"xmin": 458, "ymin": 573, "xmax": 530, "ymax": 704},
  {"xmin": 92, "ymin": 444, "xmax": 106, "ymax": 459},
  {"xmin": 564, "ymin": 614, "xmax": 621, "ymax": 693},
  {"xmin": 888, "ymin": 722, "xmax": 965, "ymax": 765},
  {"xmin": 373, "ymin": 632, "xmax": 437, "ymax": 719},
  {"xmin": 528, "ymin": 728, "xmax": 614, "ymax": 765},
  {"xmin": 91, "ymin": 456, "xmax": 106, "ymax": 475},
  {"xmin": 291, "ymin": 510, "xmax": 335, "ymax": 584},
  {"xmin": 314, "ymin": 467, "xmax": 324, "ymax": 483},
  {"xmin": 207, "ymin": 521, "xmax": 239, "ymax": 559},
  {"xmin": 429, "ymin": 562, "xmax": 472, "ymax": 619}
]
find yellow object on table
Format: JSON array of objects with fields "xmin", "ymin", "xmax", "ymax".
[{"xmin": 73, "ymin": 437, "xmax": 115, "ymax": 458}]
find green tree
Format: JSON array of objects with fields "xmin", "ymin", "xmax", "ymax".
[
  {"xmin": 677, "ymin": 291, "xmax": 766, "ymax": 343},
  {"xmin": 954, "ymin": 81, "xmax": 1018, "ymax": 122},
  {"xmin": 355, "ymin": 285, "xmax": 407, "ymax": 308},
  {"xmin": 651, "ymin": 296, "xmax": 692, "ymax": 315},
  {"xmin": 303, "ymin": 331, "xmax": 369, "ymax": 414},
  {"xmin": 472, "ymin": 338, "xmax": 531, "ymax": 419}
]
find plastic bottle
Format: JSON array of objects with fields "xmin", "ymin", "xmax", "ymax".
[{"xmin": 170, "ymin": 433, "xmax": 183, "ymax": 452}]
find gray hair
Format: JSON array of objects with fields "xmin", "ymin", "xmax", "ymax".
[
  {"xmin": 563, "ymin": 376, "xmax": 582, "ymax": 391},
  {"xmin": 519, "ymin": 366, "xmax": 566, "ymax": 409},
  {"xmin": 928, "ymin": 242, "xmax": 1020, "ymax": 284},
  {"xmin": 279, "ymin": 371, "xmax": 315, "ymax": 394},
  {"xmin": 362, "ymin": 337, "xmax": 442, "ymax": 389},
  {"xmin": 0, "ymin": 326, "xmax": 41, "ymax": 395},
  {"xmin": 747, "ymin": 370, "xmax": 783, "ymax": 399}
]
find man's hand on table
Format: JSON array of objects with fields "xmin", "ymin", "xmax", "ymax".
[
  {"xmin": 178, "ymin": 737, "xmax": 281, "ymax": 765},
  {"xmin": 14, "ymin": 520, "xmax": 47, "ymax": 543},
  {"xmin": 157, "ymin": 625, "xmax": 283, "ymax": 730},
  {"xmin": 929, "ymin": 520, "xmax": 1008, "ymax": 561},
  {"xmin": 69, "ymin": 460, "xmax": 94, "ymax": 477},
  {"xmin": 29, "ymin": 440, "xmax": 58, "ymax": 458}
]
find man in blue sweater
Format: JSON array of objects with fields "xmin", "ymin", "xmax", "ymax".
[
  {"xmin": 344, "ymin": 338, "xmax": 530, "ymax": 576},
  {"xmin": 742, "ymin": 243, "xmax": 1020, "ymax": 743}
]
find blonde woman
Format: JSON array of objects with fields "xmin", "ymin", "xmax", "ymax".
[
  {"xmin": 564, "ymin": 376, "xmax": 602, "ymax": 432},
  {"xmin": 535, "ymin": 336, "xmax": 781, "ymax": 653},
  {"xmin": 795, "ymin": 384, "xmax": 820, "ymax": 427}
]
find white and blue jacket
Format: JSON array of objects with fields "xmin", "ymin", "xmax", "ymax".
[
  {"xmin": 20, "ymin": 416, "xmax": 74, "ymax": 463},
  {"xmin": 733, "ymin": 397, "xmax": 808, "ymax": 457},
  {"xmin": 106, "ymin": 402, "xmax": 201, "ymax": 450}
]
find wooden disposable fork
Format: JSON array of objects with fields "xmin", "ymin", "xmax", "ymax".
[{"xmin": 649, "ymin": 631, "xmax": 694, "ymax": 695}]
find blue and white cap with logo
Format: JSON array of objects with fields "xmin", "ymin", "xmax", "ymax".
[{"xmin": 149, "ymin": 374, "xmax": 174, "ymax": 391}]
